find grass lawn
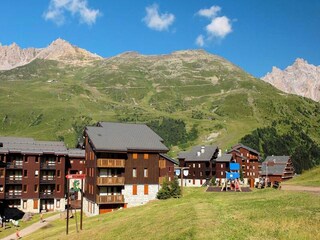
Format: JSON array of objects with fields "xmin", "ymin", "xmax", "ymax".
[
  {"xmin": 0, "ymin": 212, "xmax": 56, "ymax": 239},
  {"xmin": 282, "ymin": 166, "xmax": 320, "ymax": 187},
  {"xmin": 23, "ymin": 188, "xmax": 320, "ymax": 240}
]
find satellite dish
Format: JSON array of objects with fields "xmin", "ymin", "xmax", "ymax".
[
  {"xmin": 183, "ymin": 169, "xmax": 189, "ymax": 176},
  {"xmin": 175, "ymin": 169, "xmax": 181, "ymax": 176}
]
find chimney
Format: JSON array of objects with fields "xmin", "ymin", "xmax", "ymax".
[
  {"xmin": 200, "ymin": 146, "xmax": 205, "ymax": 154},
  {"xmin": 218, "ymin": 149, "xmax": 222, "ymax": 157},
  {"xmin": 197, "ymin": 151, "xmax": 201, "ymax": 157}
]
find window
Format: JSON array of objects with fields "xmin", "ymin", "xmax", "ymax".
[
  {"xmin": 24, "ymin": 170, "xmax": 28, "ymax": 177},
  {"xmin": 0, "ymin": 169, "xmax": 4, "ymax": 178},
  {"xmin": 144, "ymin": 185, "xmax": 149, "ymax": 195},
  {"xmin": 133, "ymin": 153, "xmax": 138, "ymax": 159},
  {"xmin": 34, "ymin": 185, "xmax": 38, "ymax": 192},
  {"xmin": 133, "ymin": 184, "xmax": 137, "ymax": 195},
  {"xmin": 57, "ymin": 157, "xmax": 61, "ymax": 163},
  {"xmin": 24, "ymin": 156, "xmax": 28, "ymax": 163},
  {"xmin": 253, "ymin": 166, "xmax": 255, "ymax": 170},
  {"xmin": 0, "ymin": 185, "xmax": 3, "ymax": 192},
  {"xmin": 35, "ymin": 170, "xmax": 39, "ymax": 177},
  {"xmin": 221, "ymin": 164, "xmax": 223, "ymax": 168},
  {"xmin": 143, "ymin": 154, "xmax": 149, "ymax": 160},
  {"xmin": 133, "ymin": 168, "xmax": 137, "ymax": 178},
  {"xmin": 221, "ymin": 172, "xmax": 223, "ymax": 176},
  {"xmin": 57, "ymin": 185, "xmax": 60, "ymax": 192},
  {"xmin": 198, "ymin": 164, "xmax": 201, "ymax": 168},
  {"xmin": 23, "ymin": 185, "xmax": 27, "ymax": 192},
  {"xmin": 144, "ymin": 168, "xmax": 148, "ymax": 178},
  {"xmin": 35, "ymin": 157, "xmax": 39, "ymax": 163},
  {"xmin": 57, "ymin": 170, "xmax": 61, "ymax": 177},
  {"xmin": 200, "ymin": 171, "xmax": 203, "ymax": 177},
  {"xmin": 56, "ymin": 199, "xmax": 60, "ymax": 208},
  {"xmin": 168, "ymin": 167, "xmax": 171, "ymax": 172}
]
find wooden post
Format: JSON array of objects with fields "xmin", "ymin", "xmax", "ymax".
[
  {"xmin": 66, "ymin": 179, "xmax": 69, "ymax": 235},
  {"xmin": 180, "ymin": 168, "xmax": 184, "ymax": 196},
  {"xmin": 80, "ymin": 179, "xmax": 84, "ymax": 230}
]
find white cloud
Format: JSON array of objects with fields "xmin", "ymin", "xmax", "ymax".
[
  {"xmin": 206, "ymin": 16, "xmax": 232, "ymax": 38},
  {"xmin": 195, "ymin": 5, "xmax": 233, "ymax": 46},
  {"xmin": 44, "ymin": 0, "xmax": 100, "ymax": 26},
  {"xmin": 143, "ymin": 4, "xmax": 175, "ymax": 31},
  {"xmin": 195, "ymin": 35, "xmax": 205, "ymax": 47},
  {"xmin": 197, "ymin": 6, "xmax": 221, "ymax": 19}
]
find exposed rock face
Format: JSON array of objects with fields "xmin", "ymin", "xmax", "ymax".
[
  {"xmin": 262, "ymin": 59, "xmax": 320, "ymax": 102},
  {"xmin": 0, "ymin": 43, "xmax": 40, "ymax": 70},
  {"xmin": 0, "ymin": 38, "xmax": 102, "ymax": 70}
]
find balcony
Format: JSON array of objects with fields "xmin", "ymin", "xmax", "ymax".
[
  {"xmin": 97, "ymin": 177, "xmax": 125, "ymax": 186},
  {"xmin": 40, "ymin": 176, "xmax": 56, "ymax": 184},
  {"xmin": 5, "ymin": 176, "xmax": 22, "ymax": 184},
  {"xmin": 40, "ymin": 163, "xmax": 56, "ymax": 169},
  {"xmin": 5, "ymin": 191, "xmax": 22, "ymax": 199},
  {"xmin": 40, "ymin": 192, "xmax": 55, "ymax": 199},
  {"xmin": 96, "ymin": 194, "xmax": 124, "ymax": 204},
  {"xmin": 97, "ymin": 159, "xmax": 125, "ymax": 168},
  {"xmin": 6, "ymin": 162, "xmax": 23, "ymax": 169}
]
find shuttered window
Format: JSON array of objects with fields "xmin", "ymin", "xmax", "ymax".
[
  {"xmin": 133, "ymin": 153, "xmax": 138, "ymax": 159},
  {"xmin": 144, "ymin": 154, "xmax": 149, "ymax": 160},
  {"xmin": 133, "ymin": 184, "xmax": 137, "ymax": 195},
  {"xmin": 144, "ymin": 185, "xmax": 148, "ymax": 195}
]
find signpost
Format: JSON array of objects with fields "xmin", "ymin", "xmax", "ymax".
[
  {"xmin": 66, "ymin": 174, "xmax": 86, "ymax": 235},
  {"xmin": 175, "ymin": 167, "xmax": 189, "ymax": 196}
]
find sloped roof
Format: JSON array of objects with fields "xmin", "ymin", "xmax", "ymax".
[
  {"xmin": 0, "ymin": 137, "xmax": 68, "ymax": 155},
  {"xmin": 261, "ymin": 156, "xmax": 290, "ymax": 175},
  {"xmin": 216, "ymin": 154, "xmax": 233, "ymax": 162},
  {"xmin": 230, "ymin": 143, "xmax": 260, "ymax": 155},
  {"xmin": 86, "ymin": 122, "xmax": 168, "ymax": 152},
  {"xmin": 68, "ymin": 148, "xmax": 85, "ymax": 158},
  {"xmin": 160, "ymin": 153, "xmax": 178, "ymax": 165},
  {"xmin": 178, "ymin": 145, "xmax": 218, "ymax": 162}
]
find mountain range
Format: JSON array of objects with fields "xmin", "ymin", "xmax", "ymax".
[
  {"xmin": 262, "ymin": 58, "xmax": 320, "ymax": 102},
  {"xmin": 0, "ymin": 39, "xmax": 319, "ymax": 170}
]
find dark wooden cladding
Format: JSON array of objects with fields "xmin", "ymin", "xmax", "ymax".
[{"xmin": 124, "ymin": 152, "xmax": 159, "ymax": 184}]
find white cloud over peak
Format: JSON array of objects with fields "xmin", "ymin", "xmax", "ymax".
[
  {"xmin": 197, "ymin": 6, "xmax": 221, "ymax": 19},
  {"xmin": 206, "ymin": 16, "xmax": 232, "ymax": 38},
  {"xmin": 143, "ymin": 4, "xmax": 175, "ymax": 31},
  {"xmin": 195, "ymin": 35, "xmax": 205, "ymax": 47},
  {"xmin": 195, "ymin": 5, "xmax": 233, "ymax": 46},
  {"xmin": 44, "ymin": 0, "xmax": 100, "ymax": 26}
]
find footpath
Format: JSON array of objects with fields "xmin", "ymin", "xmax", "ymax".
[
  {"xmin": 281, "ymin": 185, "xmax": 320, "ymax": 194},
  {"xmin": 1, "ymin": 214, "xmax": 60, "ymax": 240}
]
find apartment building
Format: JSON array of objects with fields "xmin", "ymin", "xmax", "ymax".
[{"xmin": 83, "ymin": 122, "xmax": 173, "ymax": 215}]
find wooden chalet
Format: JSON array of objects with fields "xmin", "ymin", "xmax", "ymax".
[
  {"xmin": 0, "ymin": 137, "xmax": 67, "ymax": 213},
  {"xmin": 178, "ymin": 145, "xmax": 219, "ymax": 187},
  {"xmin": 228, "ymin": 143, "xmax": 260, "ymax": 187},
  {"xmin": 260, "ymin": 156, "xmax": 295, "ymax": 183},
  {"xmin": 215, "ymin": 153, "xmax": 234, "ymax": 181},
  {"xmin": 83, "ymin": 122, "xmax": 173, "ymax": 215}
]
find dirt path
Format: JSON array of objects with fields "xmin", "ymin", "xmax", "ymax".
[
  {"xmin": 281, "ymin": 185, "xmax": 320, "ymax": 194},
  {"xmin": 1, "ymin": 214, "xmax": 60, "ymax": 240}
]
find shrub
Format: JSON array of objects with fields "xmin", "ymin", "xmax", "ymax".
[{"xmin": 157, "ymin": 177, "xmax": 181, "ymax": 200}]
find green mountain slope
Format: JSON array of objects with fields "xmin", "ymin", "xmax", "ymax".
[{"xmin": 0, "ymin": 50, "xmax": 319, "ymax": 161}]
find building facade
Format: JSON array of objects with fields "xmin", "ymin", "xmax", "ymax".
[
  {"xmin": 260, "ymin": 156, "xmax": 295, "ymax": 183},
  {"xmin": 83, "ymin": 122, "xmax": 172, "ymax": 215},
  {"xmin": 215, "ymin": 153, "xmax": 234, "ymax": 182},
  {"xmin": 0, "ymin": 137, "xmax": 67, "ymax": 213},
  {"xmin": 228, "ymin": 143, "xmax": 261, "ymax": 186},
  {"xmin": 178, "ymin": 145, "xmax": 219, "ymax": 187}
]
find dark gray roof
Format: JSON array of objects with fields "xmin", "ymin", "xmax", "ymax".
[
  {"xmin": 261, "ymin": 156, "xmax": 290, "ymax": 175},
  {"xmin": 86, "ymin": 122, "xmax": 169, "ymax": 152},
  {"xmin": 68, "ymin": 148, "xmax": 85, "ymax": 158},
  {"xmin": 216, "ymin": 154, "xmax": 233, "ymax": 162},
  {"xmin": 230, "ymin": 143, "xmax": 260, "ymax": 156},
  {"xmin": 178, "ymin": 145, "xmax": 218, "ymax": 162},
  {"xmin": 160, "ymin": 153, "xmax": 178, "ymax": 165},
  {"xmin": 0, "ymin": 137, "xmax": 68, "ymax": 155}
]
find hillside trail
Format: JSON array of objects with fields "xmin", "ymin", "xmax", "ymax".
[
  {"xmin": 1, "ymin": 213, "xmax": 60, "ymax": 240},
  {"xmin": 281, "ymin": 185, "xmax": 320, "ymax": 194}
]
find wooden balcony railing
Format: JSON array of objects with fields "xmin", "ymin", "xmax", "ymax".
[
  {"xmin": 5, "ymin": 192, "xmax": 22, "ymax": 199},
  {"xmin": 97, "ymin": 177, "xmax": 125, "ymax": 186},
  {"xmin": 6, "ymin": 176, "xmax": 22, "ymax": 184},
  {"xmin": 40, "ymin": 177, "xmax": 56, "ymax": 184},
  {"xmin": 97, "ymin": 159, "xmax": 125, "ymax": 168},
  {"xmin": 96, "ymin": 194, "xmax": 124, "ymax": 204},
  {"xmin": 40, "ymin": 192, "xmax": 55, "ymax": 198},
  {"xmin": 6, "ymin": 162, "xmax": 23, "ymax": 169},
  {"xmin": 40, "ymin": 163, "xmax": 56, "ymax": 169}
]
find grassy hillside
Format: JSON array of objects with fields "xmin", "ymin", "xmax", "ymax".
[
  {"xmin": 283, "ymin": 166, "xmax": 320, "ymax": 186},
  {"xmin": 22, "ymin": 188, "xmax": 320, "ymax": 240},
  {"xmin": 0, "ymin": 51, "xmax": 319, "ymax": 159}
]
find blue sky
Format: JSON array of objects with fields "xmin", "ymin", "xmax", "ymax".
[{"xmin": 0, "ymin": 0, "xmax": 319, "ymax": 77}]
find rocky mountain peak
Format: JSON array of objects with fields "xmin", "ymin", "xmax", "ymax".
[{"xmin": 262, "ymin": 58, "xmax": 320, "ymax": 102}]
